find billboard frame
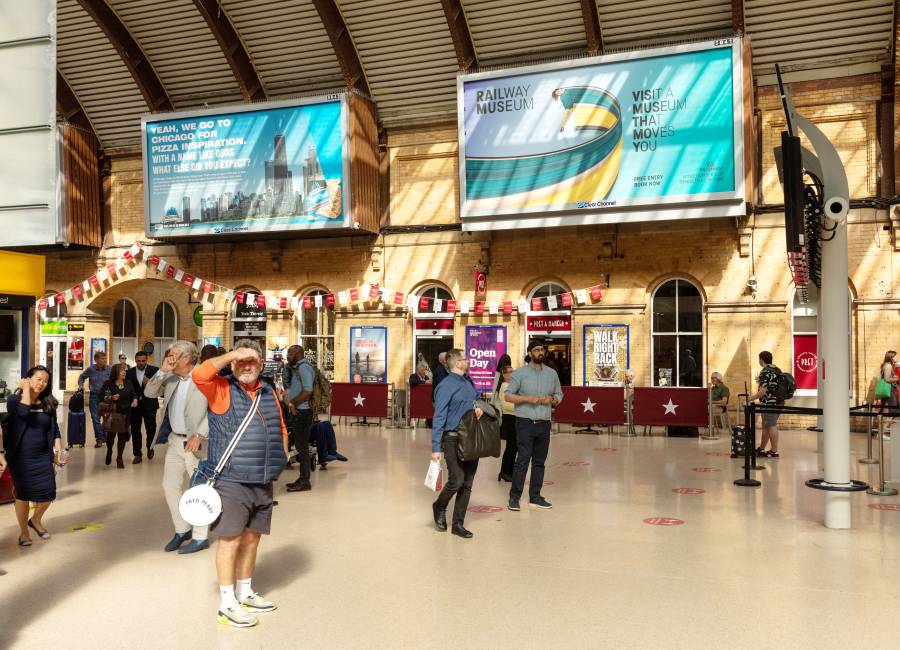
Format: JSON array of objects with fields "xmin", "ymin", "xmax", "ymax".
[
  {"xmin": 140, "ymin": 93, "xmax": 352, "ymax": 240},
  {"xmin": 456, "ymin": 38, "xmax": 746, "ymax": 231}
]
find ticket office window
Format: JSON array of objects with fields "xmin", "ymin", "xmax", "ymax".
[
  {"xmin": 651, "ymin": 279, "xmax": 703, "ymax": 388},
  {"xmin": 298, "ymin": 288, "xmax": 335, "ymax": 379}
]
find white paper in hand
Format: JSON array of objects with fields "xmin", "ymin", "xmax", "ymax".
[{"xmin": 424, "ymin": 460, "xmax": 443, "ymax": 492}]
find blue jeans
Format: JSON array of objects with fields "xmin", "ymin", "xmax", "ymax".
[
  {"xmin": 88, "ymin": 392, "xmax": 104, "ymax": 443},
  {"xmin": 310, "ymin": 421, "xmax": 338, "ymax": 460}
]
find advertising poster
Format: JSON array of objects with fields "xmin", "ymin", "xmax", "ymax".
[
  {"xmin": 793, "ymin": 334, "xmax": 818, "ymax": 392},
  {"xmin": 143, "ymin": 97, "xmax": 348, "ymax": 238},
  {"xmin": 583, "ymin": 325, "xmax": 629, "ymax": 385},
  {"xmin": 465, "ymin": 325, "xmax": 507, "ymax": 391},
  {"xmin": 350, "ymin": 326, "xmax": 387, "ymax": 383},
  {"xmin": 67, "ymin": 337, "xmax": 84, "ymax": 370},
  {"xmin": 459, "ymin": 40, "xmax": 742, "ymax": 226},
  {"xmin": 89, "ymin": 338, "xmax": 107, "ymax": 364}
]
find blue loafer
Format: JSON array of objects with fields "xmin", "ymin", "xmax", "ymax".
[
  {"xmin": 177, "ymin": 539, "xmax": 210, "ymax": 554},
  {"xmin": 164, "ymin": 531, "xmax": 192, "ymax": 552}
]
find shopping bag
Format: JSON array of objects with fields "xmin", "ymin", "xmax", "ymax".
[{"xmin": 424, "ymin": 460, "xmax": 443, "ymax": 492}]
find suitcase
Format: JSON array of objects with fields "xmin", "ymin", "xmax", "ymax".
[
  {"xmin": 67, "ymin": 411, "xmax": 86, "ymax": 447},
  {"xmin": 730, "ymin": 391, "xmax": 749, "ymax": 458}
]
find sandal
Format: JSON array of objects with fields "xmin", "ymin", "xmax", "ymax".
[
  {"xmin": 28, "ymin": 519, "xmax": 51, "ymax": 540},
  {"xmin": 18, "ymin": 537, "xmax": 33, "ymax": 547}
]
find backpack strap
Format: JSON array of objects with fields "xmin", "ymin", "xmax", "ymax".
[{"xmin": 209, "ymin": 391, "xmax": 262, "ymax": 483}]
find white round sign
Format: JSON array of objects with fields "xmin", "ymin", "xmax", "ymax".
[{"xmin": 178, "ymin": 484, "xmax": 222, "ymax": 527}]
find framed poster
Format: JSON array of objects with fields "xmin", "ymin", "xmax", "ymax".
[
  {"xmin": 465, "ymin": 325, "xmax": 506, "ymax": 391},
  {"xmin": 350, "ymin": 326, "xmax": 387, "ymax": 383},
  {"xmin": 67, "ymin": 336, "xmax": 84, "ymax": 370},
  {"xmin": 89, "ymin": 338, "xmax": 107, "ymax": 364},
  {"xmin": 583, "ymin": 324, "xmax": 629, "ymax": 385}
]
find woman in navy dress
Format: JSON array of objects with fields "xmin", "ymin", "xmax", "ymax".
[{"xmin": 2, "ymin": 366, "xmax": 63, "ymax": 547}]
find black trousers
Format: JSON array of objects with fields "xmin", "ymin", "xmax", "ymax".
[
  {"xmin": 510, "ymin": 418, "xmax": 551, "ymax": 502},
  {"xmin": 434, "ymin": 434, "xmax": 479, "ymax": 526},
  {"xmin": 286, "ymin": 408, "xmax": 314, "ymax": 483},
  {"xmin": 499, "ymin": 414, "xmax": 518, "ymax": 478},
  {"xmin": 130, "ymin": 405, "xmax": 157, "ymax": 457}
]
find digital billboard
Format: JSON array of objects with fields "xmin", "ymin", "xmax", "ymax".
[
  {"xmin": 142, "ymin": 96, "xmax": 349, "ymax": 239},
  {"xmin": 458, "ymin": 39, "xmax": 745, "ymax": 230}
]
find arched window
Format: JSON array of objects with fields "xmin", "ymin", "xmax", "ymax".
[
  {"xmin": 41, "ymin": 294, "xmax": 67, "ymax": 321},
  {"xmin": 651, "ymin": 279, "xmax": 703, "ymax": 387},
  {"xmin": 298, "ymin": 288, "xmax": 335, "ymax": 378},
  {"xmin": 112, "ymin": 298, "xmax": 139, "ymax": 364},
  {"xmin": 415, "ymin": 285, "xmax": 453, "ymax": 315},
  {"xmin": 154, "ymin": 301, "xmax": 177, "ymax": 359},
  {"xmin": 528, "ymin": 282, "xmax": 569, "ymax": 311}
]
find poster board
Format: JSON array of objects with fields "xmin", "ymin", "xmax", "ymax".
[
  {"xmin": 465, "ymin": 325, "xmax": 507, "ymax": 391},
  {"xmin": 350, "ymin": 326, "xmax": 387, "ymax": 383},
  {"xmin": 583, "ymin": 324, "xmax": 629, "ymax": 385}
]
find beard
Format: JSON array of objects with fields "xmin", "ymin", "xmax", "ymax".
[{"xmin": 236, "ymin": 368, "xmax": 261, "ymax": 385}]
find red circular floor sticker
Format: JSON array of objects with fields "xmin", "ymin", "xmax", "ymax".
[
  {"xmin": 593, "ymin": 448, "xmax": 617, "ymax": 452},
  {"xmin": 643, "ymin": 517, "xmax": 685, "ymax": 526},
  {"xmin": 705, "ymin": 451, "xmax": 730, "ymax": 457},
  {"xmin": 467, "ymin": 505, "xmax": 503, "ymax": 513},
  {"xmin": 691, "ymin": 467, "xmax": 721, "ymax": 473},
  {"xmin": 543, "ymin": 480, "xmax": 555, "ymax": 486},
  {"xmin": 561, "ymin": 460, "xmax": 591, "ymax": 467},
  {"xmin": 672, "ymin": 487, "xmax": 706, "ymax": 495},
  {"xmin": 868, "ymin": 503, "xmax": 900, "ymax": 511}
]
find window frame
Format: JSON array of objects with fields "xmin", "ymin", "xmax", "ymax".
[{"xmin": 650, "ymin": 278, "xmax": 704, "ymax": 388}]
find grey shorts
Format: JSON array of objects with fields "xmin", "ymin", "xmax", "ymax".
[
  {"xmin": 211, "ymin": 480, "xmax": 274, "ymax": 537},
  {"xmin": 761, "ymin": 412, "xmax": 780, "ymax": 427}
]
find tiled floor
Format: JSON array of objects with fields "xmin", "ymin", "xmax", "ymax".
[{"xmin": 2, "ymin": 424, "xmax": 899, "ymax": 649}]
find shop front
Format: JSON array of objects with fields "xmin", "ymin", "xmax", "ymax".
[
  {"xmin": 0, "ymin": 250, "xmax": 45, "ymax": 412},
  {"xmin": 413, "ymin": 285, "xmax": 455, "ymax": 372}
]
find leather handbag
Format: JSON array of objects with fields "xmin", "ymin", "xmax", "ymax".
[
  {"xmin": 456, "ymin": 400, "xmax": 501, "ymax": 461},
  {"xmin": 102, "ymin": 411, "xmax": 129, "ymax": 433}
]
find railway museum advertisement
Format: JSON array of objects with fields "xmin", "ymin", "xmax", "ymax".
[
  {"xmin": 142, "ymin": 96, "xmax": 349, "ymax": 238},
  {"xmin": 459, "ymin": 39, "xmax": 744, "ymax": 227}
]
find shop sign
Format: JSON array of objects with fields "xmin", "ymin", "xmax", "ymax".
[
  {"xmin": 458, "ymin": 39, "xmax": 745, "ymax": 231},
  {"xmin": 465, "ymin": 325, "xmax": 506, "ymax": 391},
  {"xmin": 583, "ymin": 324, "xmax": 629, "ymax": 385},
  {"xmin": 350, "ymin": 326, "xmax": 387, "ymax": 383},
  {"xmin": 793, "ymin": 334, "xmax": 817, "ymax": 391},
  {"xmin": 67, "ymin": 323, "xmax": 85, "ymax": 332},
  {"xmin": 414, "ymin": 318, "xmax": 454, "ymax": 331},
  {"xmin": 40, "ymin": 320, "xmax": 68, "ymax": 336},
  {"xmin": 143, "ymin": 95, "xmax": 349, "ymax": 239},
  {"xmin": 0, "ymin": 293, "xmax": 37, "ymax": 309},
  {"xmin": 193, "ymin": 305, "xmax": 203, "ymax": 327},
  {"xmin": 526, "ymin": 315, "xmax": 571, "ymax": 333}
]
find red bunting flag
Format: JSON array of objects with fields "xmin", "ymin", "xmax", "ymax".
[
  {"xmin": 123, "ymin": 250, "xmax": 133, "ymax": 262},
  {"xmin": 55, "ymin": 294, "xmax": 65, "ymax": 306},
  {"xmin": 369, "ymin": 284, "xmax": 380, "ymax": 299},
  {"xmin": 165, "ymin": 265, "xmax": 176, "ymax": 279},
  {"xmin": 203, "ymin": 281, "xmax": 213, "ymax": 294},
  {"xmin": 89, "ymin": 275, "xmax": 100, "ymax": 288},
  {"xmin": 589, "ymin": 285, "xmax": 603, "ymax": 302},
  {"xmin": 38, "ymin": 298, "xmax": 48, "ymax": 310},
  {"xmin": 148, "ymin": 255, "xmax": 160, "ymax": 267},
  {"xmin": 73, "ymin": 285, "xmax": 83, "ymax": 298},
  {"xmin": 235, "ymin": 291, "xmax": 245, "ymax": 305},
  {"xmin": 503, "ymin": 300, "xmax": 513, "ymax": 315},
  {"xmin": 256, "ymin": 295, "xmax": 266, "ymax": 309},
  {"xmin": 107, "ymin": 264, "xmax": 117, "ymax": 278},
  {"xmin": 349, "ymin": 288, "xmax": 359, "ymax": 302},
  {"xmin": 279, "ymin": 297, "xmax": 288, "ymax": 309},
  {"xmin": 474, "ymin": 301, "xmax": 485, "ymax": 315},
  {"xmin": 531, "ymin": 297, "xmax": 543, "ymax": 311},
  {"xmin": 419, "ymin": 296, "xmax": 430, "ymax": 310},
  {"xmin": 303, "ymin": 296, "xmax": 312, "ymax": 309},
  {"xmin": 326, "ymin": 294, "xmax": 335, "ymax": 307},
  {"xmin": 561, "ymin": 292, "xmax": 573, "ymax": 307},
  {"xmin": 182, "ymin": 273, "xmax": 194, "ymax": 288},
  {"xmin": 446, "ymin": 300, "xmax": 457, "ymax": 313},
  {"xmin": 393, "ymin": 291, "xmax": 404, "ymax": 306}
]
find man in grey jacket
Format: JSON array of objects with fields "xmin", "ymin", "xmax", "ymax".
[{"xmin": 145, "ymin": 341, "xmax": 210, "ymax": 554}]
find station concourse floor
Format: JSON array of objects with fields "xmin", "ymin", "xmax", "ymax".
[{"xmin": 2, "ymin": 423, "xmax": 900, "ymax": 649}]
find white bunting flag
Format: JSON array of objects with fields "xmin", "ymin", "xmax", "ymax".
[
  {"xmin": 517, "ymin": 298, "xmax": 529, "ymax": 313},
  {"xmin": 48, "ymin": 295, "xmax": 56, "ymax": 308},
  {"xmin": 380, "ymin": 287, "xmax": 392, "ymax": 302},
  {"xmin": 82, "ymin": 280, "xmax": 90, "ymax": 292},
  {"xmin": 40, "ymin": 309, "xmax": 47, "ymax": 319},
  {"xmin": 224, "ymin": 289, "xmax": 234, "ymax": 304},
  {"xmin": 245, "ymin": 292, "xmax": 256, "ymax": 306},
  {"xmin": 407, "ymin": 294, "xmax": 418, "ymax": 311},
  {"xmin": 65, "ymin": 289, "xmax": 73, "ymax": 301},
  {"xmin": 338, "ymin": 291, "xmax": 349, "ymax": 305},
  {"xmin": 129, "ymin": 243, "xmax": 141, "ymax": 257},
  {"xmin": 547, "ymin": 294, "xmax": 558, "ymax": 310},
  {"xmin": 488, "ymin": 301, "xmax": 499, "ymax": 315},
  {"xmin": 459, "ymin": 300, "xmax": 470, "ymax": 314},
  {"xmin": 291, "ymin": 297, "xmax": 300, "ymax": 310},
  {"xmin": 192, "ymin": 277, "xmax": 202, "ymax": 291},
  {"xmin": 115, "ymin": 258, "xmax": 125, "ymax": 270},
  {"xmin": 158, "ymin": 259, "xmax": 168, "ymax": 273},
  {"xmin": 98, "ymin": 268, "xmax": 108, "ymax": 282},
  {"xmin": 314, "ymin": 294, "xmax": 323, "ymax": 308},
  {"xmin": 433, "ymin": 299, "xmax": 443, "ymax": 312},
  {"xmin": 575, "ymin": 289, "xmax": 588, "ymax": 305},
  {"xmin": 174, "ymin": 269, "xmax": 184, "ymax": 282}
]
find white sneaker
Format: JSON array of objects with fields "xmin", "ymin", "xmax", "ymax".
[
  {"xmin": 218, "ymin": 605, "xmax": 259, "ymax": 628},
  {"xmin": 240, "ymin": 591, "xmax": 277, "ymax": 612}
]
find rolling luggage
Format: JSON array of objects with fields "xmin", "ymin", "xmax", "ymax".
[
  {"xmin": 67, "ymin": 411, "xmax": 86, "ymax": 448},
  {"xmin": 730, "ymin": 389, "xmax": 749, "ymax": 458}
]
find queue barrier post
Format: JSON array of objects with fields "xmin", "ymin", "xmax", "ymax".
[
  {"xmin": 858, "ymin": 402, "xmax": 878, "ymax": 465},
  {"xmin": 734, "ymin": 402, "xmax": 761, "ymax": 487},
  {"xmin": 867, "ymin": 414, "xmax": 898, "ymax": 497},
  {"xmin": 701, "ymin": 386, "xmax": 719, "ymax": 441}
]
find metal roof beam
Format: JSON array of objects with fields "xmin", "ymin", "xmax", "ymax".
[
  {"xmin": 440, "ymin": 0, "xmax": 477, "ymax": 70},
  {"xmin": 192, "ymin": 0, "xmax": 267, "ymax": 102},
  {"xmin": 311, "ymin": 0, "xmax": 370, "ymax": 96},
  {"xmin": 75, "ymin": 0, "xmax": 173, "ymax": 112},
  {"xmin": 732, "ymin": 0, "xmax": 745, "ymax": 35},
  {"xmin": 580, "ymin": 0, "xmax": 603, "ymax": 55},
  {"xmin": 56, "ymin": 70, "xmax": 95, "ymax": 135}
]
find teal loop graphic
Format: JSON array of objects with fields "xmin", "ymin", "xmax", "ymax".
[{"xmin": 466, "ymin": 86, "xmax": 622, "ymax": 201}]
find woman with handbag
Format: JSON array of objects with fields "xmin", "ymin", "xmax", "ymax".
[
  {"xmin": 431, "ymin": 349, "xmax": 483, "ymax": 539},
  {"xmin": 2, "ymin": 366, "xmax": 66, "ymax": 546},
  {"xmin": 101, "ymin": 363, "xmax": 134, "ymax": 469},
  {"xmin": 875, "ymin": 351, "xmax": 898, "ymax": 411},
  {"xmin": 493, "ymin": 364, "xmax": 517, "ymax": 482}
]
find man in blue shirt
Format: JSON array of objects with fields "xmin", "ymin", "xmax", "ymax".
[
  {"xmin": 78, "ymin": 350, "xmax": 111, "ymax": 448},
  {"xmin": 431, "ymin": 349, "xmax": 482, "ymax": 538},
  {"xmin": 283, "ymin": 345, "xmax": 316, "ymax": 493},
  {"xmin": 504, "ymin": 340, "xmax": 563, "ymax": 512}
]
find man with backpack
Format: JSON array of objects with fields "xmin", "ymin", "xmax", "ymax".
[
  {"xmin": 748, "ymin": 350, "xmax": 794, "ymax": 459},
  {"xmin": 283, "ymin": 345, "xmax": 316, "ymax": 492}
]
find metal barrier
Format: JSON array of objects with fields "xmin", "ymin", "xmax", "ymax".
[{"xmin": 867, "ymin": 412, "xmax": 898, "ymax": 496}]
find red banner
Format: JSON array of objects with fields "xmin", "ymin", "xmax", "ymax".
[
  {"xmin": 446, "ymin": 300, "xmax": 457, "ymax": 313},
  {"xmin": 560, "ymin": 292, "xmax": 573, "ymax": 307},
  {"xmin": 148, "ymin": 255, "xmax": 160, "ymax": 267},
  {"xmin": 409, "ymin": 383, "xmax": 434, "ymax": 419},
  {"xmin": 107, "ymin": 264, "xmax": 117, "ymax": 278},
  {"xmin": 369, "ymin": 284, "xmax": 381, "ymax": 299},
  {"xmin": 73, "ymin": 285, "xmax": 83, "ymax": 298},
  {"xmin": 590, "ymin": 285, "xmax": 603, "ymax": 301},
  {"xmin": 503, "ymin": 300, "xmax": 513, "ymax": 315},
  {"xmin": 326, "ymin": 294, "xmax": 335, "ymax": 307},
  {"xmin": 632, "ymin": 387, "xmax": 708, "ymax": 427},
  {"xmin": 793, "ymin": 334, "xmax": 818, "ymax": 391},
  {"xmin": 531, "ymin": 297, "xmax": 543, "ymax": 311},
  {"xmin": 203, "ymin": 281, "xmax": 213, "ymax": 294},
  {"xmin": 256, "ymin": 295, "xmax": 266, "ymax": 309},
  {"xmin": 235, "ymin": 291, "xmax": 245, "ymax": 305},
  {"xmin": 331, "ymin": 382, "xmax": 389, "ymax": 418},
  {"xmin": 303, "ymin": 296, "xmax": 312, "ymax": 309},
  {"xmin": 183, "ymin": 273, "xmax": 194, "ymax": 287},
  {"xmin": 394, "ymin": 292, "xmax": 404, "ymax": 305},
  {"xmin": 349, "ymin": 288, "xmax": 359, "ymax": 302},
  {"xmin": 474, "ymin": 301, "xmax": 485, "ymax": 315},
  {"xmin": 555, "ymin": 386, "xmax": 625, "ymax": 425},
  {"xmin": 166, "ymin": 265, "xmax": 176, "ymax": 279},
  {"xmin": 89, "ymin": 275, "xmax": 100, "ymax": 288},
  {"xmin": 475, "ymin": 269, "xmax": 487, "ymax": 297}
]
